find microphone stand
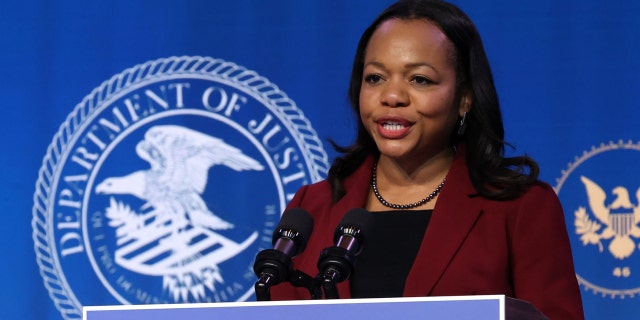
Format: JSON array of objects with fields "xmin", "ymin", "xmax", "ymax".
[
  {"xmin": 255, "ymin": 272, "xmax": 276, "ymax": 301},
  {"xmin": 320, "ymin": 269, "xmax": 340, "ymax": 299},
  {"xmin": 317, "ymin": 246, "xmax": 356, "ymax": 299},
  {"xmin": 289, "ymin": 270, "xmax": 323, "ymax": 300},
  {"xmin": 254, "ymin": 248, "xmax": 322, "ymax": 301},
  {"xmin": 253, "ymin": 248, "xmax": 290, "ymax": 301},
  {"xmin": 254, "ymin": 267, "xmax": 322, "ymax": 301}
]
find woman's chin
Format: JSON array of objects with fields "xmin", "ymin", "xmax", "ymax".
[{"xmin": 377, "ymin": 147, "xmax": 415, "ymax": 161}]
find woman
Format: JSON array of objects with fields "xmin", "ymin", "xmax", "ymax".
[{"xmin": 270, "ymin": 0, "xmax": 584, "ymax": 319}]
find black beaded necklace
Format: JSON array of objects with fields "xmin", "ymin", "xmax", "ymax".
[{"xmin": 371, "ymin": 161, "xmax": 446, "ymax": 210}]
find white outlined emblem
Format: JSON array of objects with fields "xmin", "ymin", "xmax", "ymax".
[
  {"xmin": 555, "ymin": 140, "xmax": 640, "ymax": 298},
  {"xmin": 32, "ymin": 56, "xmax": 329, "ymax": 319}
]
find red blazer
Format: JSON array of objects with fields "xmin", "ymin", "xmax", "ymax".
[{"xmin": 270, "ymin": 149, "xmax": 584, "ymax": 320}]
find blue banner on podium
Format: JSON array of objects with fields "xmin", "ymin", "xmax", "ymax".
[{"xmin": 83, "ymin": 295, "xmax": 504, "ymax": 320}]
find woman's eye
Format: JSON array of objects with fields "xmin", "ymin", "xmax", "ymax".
[
  {"xmin": 364, "ymin": 74, "xmax": 383, "ymax": 84},
  {"xmin": 412, "ymin": 76, "xmax": 433, "ymax": 85}
]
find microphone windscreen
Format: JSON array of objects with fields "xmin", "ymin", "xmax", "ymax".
[
  {"xmin": 272, "ymin": 208, "xmax": 314, "ymax": 249},
  {"xmin": 334, "ymin": 208, "xmax": 374, "ymax": 244}
]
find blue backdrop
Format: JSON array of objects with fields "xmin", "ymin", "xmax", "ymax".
[{"xmin": 1, "ymin": 1, "xmax": 639, "ymax": 319}]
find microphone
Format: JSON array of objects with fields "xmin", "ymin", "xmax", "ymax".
[
  {"xmin": 316, "ymin": 208, "xmax": 374, "ymax": 299},
  {"xmin": 253, "ymin": 208, "xmax": 314, "ymax": 301}
]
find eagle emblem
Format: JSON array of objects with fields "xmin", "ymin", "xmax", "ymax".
[
  {"xmin": 576, "ymin": 176, "xmax": 640, "ymax": 260},
  {"xmin": 94, "ymin": 125, "xmax": 263, "ymax": 301}
]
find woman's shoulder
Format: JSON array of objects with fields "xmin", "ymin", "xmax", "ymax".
[
  {"xmin": 501, "ymin": 180, "xmax": 564, "ymax": 218},
  {"xmin": 475, "ymin": 179, "xmax": 562, "ymax": 215},
  {"xmin": 288, "ymin": 157, "xmax": 372, "ymax": 214},
  {"xmin": 287, "ymin": 179, "xmax": 334, "ymax": 209},
  {"xmin": 302, "ymin": 178, "xmax": 333, "ymax": 193},
  {"xmin": 523, "ymin": 180, "xmax": 560, "ymax": 202}
]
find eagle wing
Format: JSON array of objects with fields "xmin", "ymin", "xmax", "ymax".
[
  {"xmin": 141, "ymin": 125, "xmax": 264, "ymax": 195},
  {"xmin": 580, "ymin": 176, "xmax": 610, "ymax": 224}
]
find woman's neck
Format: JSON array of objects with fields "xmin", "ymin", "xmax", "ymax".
[
  {"xmin": 365, "ymin": 148, "xmax": 454, "ymax": 211},
  {"xmin": 376, "ymin": 148, "xmax": 454, "ymax": 186}
]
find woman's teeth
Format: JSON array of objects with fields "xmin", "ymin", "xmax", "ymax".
[{"xmin": 382, "ymin": 122, "xmax": 405, "ymax": 130}]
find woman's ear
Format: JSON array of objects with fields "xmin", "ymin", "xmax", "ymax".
[{"xmin": 458, "ymin": 91, "xmax": 472, "ymax": 117}]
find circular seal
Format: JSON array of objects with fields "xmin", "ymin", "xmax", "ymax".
[
  {"xmin": 554, "ymin": 140, "xmax": 640, "ymax": 299},
  {"xmin": 32, "ymin": 56, "xmax": 329, "ymax": 319}
]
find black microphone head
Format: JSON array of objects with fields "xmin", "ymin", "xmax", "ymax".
[
  {"xmin": 333, "ymin": 208, "xmax": 374, "ymax": 245},
  {"xmin": 272, "ymin": 208, "xmax": 314, "ymax": 254}
]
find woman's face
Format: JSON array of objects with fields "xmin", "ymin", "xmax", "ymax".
[{"xmin": 359, "ymin": 18, "xmax": 468, "ymax": 165}]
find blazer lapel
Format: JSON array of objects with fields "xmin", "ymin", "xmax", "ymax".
[{"xmin": 403, "ymin": 147, "xmax": 483, "ymax": 296}]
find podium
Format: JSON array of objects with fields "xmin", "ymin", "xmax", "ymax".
[{"xmin": 83, "ymin": 295, "xmax": 548, "ymax": 320}]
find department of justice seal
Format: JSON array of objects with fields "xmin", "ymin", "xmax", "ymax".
[
  {"xmin": 555, "ymin": 140, "xmax": 640, "ymax": 299},
  {"xmin": 32, "ymin": 56, "xmax": 329, "ymax": 319}
]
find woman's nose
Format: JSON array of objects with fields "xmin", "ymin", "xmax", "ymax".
[{"xmin": 380, "ymin": 80, "xmax": 409, "ymax": 108}]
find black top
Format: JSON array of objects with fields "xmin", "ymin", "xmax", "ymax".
[{"xmin": 350, "ymin": 210, "xmax": 433, "ymax": 298}]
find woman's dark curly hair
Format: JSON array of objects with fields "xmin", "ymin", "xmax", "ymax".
[{"xmin": 327, "ymin": 0, "xmax": 539, "ymax": 202}]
